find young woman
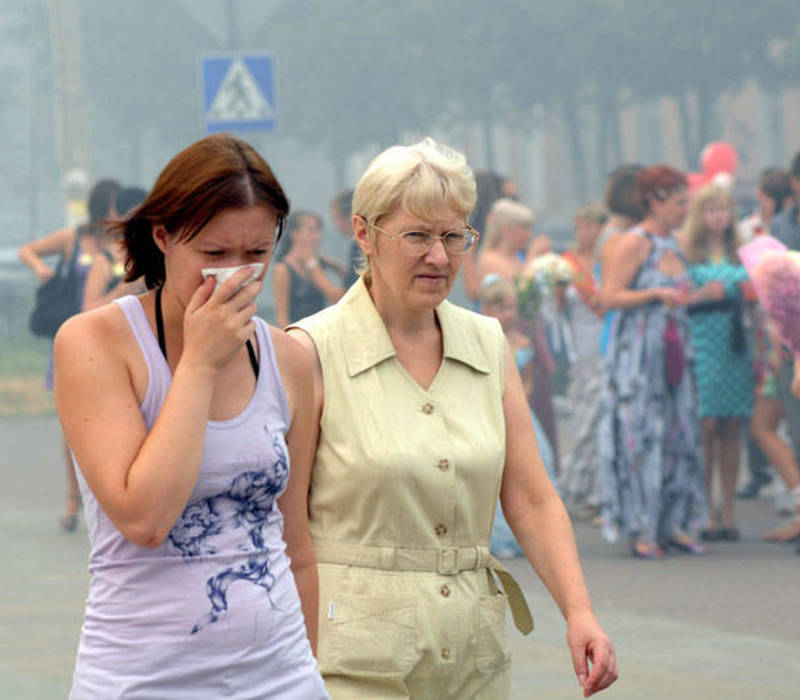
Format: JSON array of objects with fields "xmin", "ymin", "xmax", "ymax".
[
  {"xmin": 741, "ymin": 170, "xmax": 800, "ymax": 542},
  {"xmin": 54, "ymin": 134, "xmax": 328, "ymax": 698},
  {"xmin": 683, "ymin": 184, "xmax": 753, "ymax": 542},
  {"xmin": 479, "ymin": 275, "xmax": 556, "ymax": 558},
  {"xmin": 600, "ymin": 166, "xmax": 708, "ymax": 559},
  {"xmin": 559, "ymin": 204, "xmax": 607, "ymax": 520},
  {"xmin": 18, "ymin": 179, "xmax": 120, "ymax": 531},
  {"xmin": 271, "ymin": 211, "xmax": 344, "ymax": 327},
  {"xmin": 477, "ymin": 198, "xmax": 560, "ymax": 473},
  {"xmin": 82, "ymin": 186, "xmax": 148, "ymax": 311}
]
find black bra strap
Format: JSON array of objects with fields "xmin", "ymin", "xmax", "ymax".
[
  {"xmin": 155, "ymin": 286, "xmax": 167, "ymax": 358},
  {"xmin": 154, "ymin": 286, "xmax": 258, "ymax": 379},
  {"xmin": 246, "ymin": 339, "xmax": 260, "ymax": 379}
]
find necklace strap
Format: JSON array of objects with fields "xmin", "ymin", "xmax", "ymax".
[{"xmin": 154, "ymin": 285, "xmax": 259, "ymax": 380}]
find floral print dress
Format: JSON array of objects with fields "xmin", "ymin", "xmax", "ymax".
[{"xmin": 599, "ymin": 229, "xmax": 706, "ymax": 545}]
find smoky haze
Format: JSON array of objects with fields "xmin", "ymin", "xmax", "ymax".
[{"xmin": 1, "ymin": 0, "xmax": 799, "ymax": 309}]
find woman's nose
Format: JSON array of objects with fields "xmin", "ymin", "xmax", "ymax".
[{"xmin": 424, "ymin": 237, "xmax": 449, "ymax": 264}]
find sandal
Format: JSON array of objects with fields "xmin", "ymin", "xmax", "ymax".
[
  {"xmin": 717, "ymin": 527, "xmax": 740, "ymax": 542},
  {"xmin": 762, "ymin": 518, "xmax": 800, "ymax": 543},
  {"xmin": 631, "ymin": 541, "xmax": 666, "ymax": 560},
  {"xmin": 766, "ymin": 486, "xmax": 800, "ymax": 543},
  {"xmin": 668, "ymin": 535, "xmax": 706, "ymax": 555}
]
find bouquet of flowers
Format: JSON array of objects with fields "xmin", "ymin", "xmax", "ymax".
[
  {"xmin": 523, "ymin": 252, "xmax": 574, "ymax": 288},
  {"xmin": 749, "ymin": 250, "xmax": 800, "ymax": 354},
  {"xmin": 515, "ymin": 253, "xmax": 573, "ymax": 322}
]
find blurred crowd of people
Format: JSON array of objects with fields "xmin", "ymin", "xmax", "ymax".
[
  {"xmin": 19, "ymin": 148, "xmax": 800, "ymax": 559},
  {"xmin": 216, "ymin": 146, "xmax": 800, "ymax": 563},
  {"xmin": 461, "ymin": 151, "xmax": 800, "ymax": 561},
  {"xmin": 19, "ymin": 148, "xmax": 800, "ymax": 561}
]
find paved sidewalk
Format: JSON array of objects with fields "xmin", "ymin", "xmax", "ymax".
[{"xmin": 2, "ymin": 415, "xmax": 798, "ymax": 698}]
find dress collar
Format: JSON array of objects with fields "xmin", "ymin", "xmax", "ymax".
[{"xmin": 340, "ymin": 278, "xmax": 490, "ymax": 377}]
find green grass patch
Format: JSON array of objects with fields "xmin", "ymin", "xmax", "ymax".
[{"xmin": 0, "ymin": 335, "xmax": 54, "ymax": 416}]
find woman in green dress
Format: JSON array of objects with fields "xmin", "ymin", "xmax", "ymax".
[{"xmin": 683, "ymin": 184, "xmax": 754, "ymax": 542}]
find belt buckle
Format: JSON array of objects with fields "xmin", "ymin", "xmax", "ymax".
[{"xmin": 437, "ymin": 547, "xmax": 459, "ymax": 575}]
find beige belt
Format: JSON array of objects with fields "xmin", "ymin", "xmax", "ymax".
[{"xmin": 313, "ymin": 540, "xmax": 534, "ymax": 635}]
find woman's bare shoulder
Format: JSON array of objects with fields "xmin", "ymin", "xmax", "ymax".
[
  {"xmin": 614, "ymin": 230, "xmax": 649, "ymax": 259},
  {"xmin": 61, "ymin": 300, "xmax": 127, "ymax": 337},
  {"xmin": 54, "ymin": 303, "xmax": 133, "ymax": 371},
  {"xmin": 268, "ymin": 325, "xmax": 314, "ymax": 375}
]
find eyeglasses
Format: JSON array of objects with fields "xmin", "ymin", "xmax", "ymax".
[{"xmin": 362, "ymin": 218, "xmax": 480, "ymax": 257}]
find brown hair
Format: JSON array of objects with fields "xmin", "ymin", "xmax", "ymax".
[
  {"xmin": 759, "ymin": 167, "xmax": 792, "ymax": 215},
  {"xmin": 116, "ymin": 134, "xmax": 290, "ymax": 289},
  {"xmin": 683, "ymin": 184, "xmax": 741, "ymax": 264},
  {"xmin": 604, "ymin": 164, "xmax": 645, "ymax": 220},
  {"xmin": 635, "ymin": 165, "xmax": 688, "ymax": 214}
]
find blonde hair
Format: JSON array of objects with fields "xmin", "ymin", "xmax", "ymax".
[
  {"xmin": 483, "ymin": 198, "xmax": 534, "ymax": 249},
  {"xmin": 352, "ymin": 138, "xmax": 476, "ymax": 277},
  {"xmin": 574, "ymin": 202, "xmax": 608, "ymax": 226},
  {"xmin": 353, "ymin": 138, "xmax": 476, "ymax": 224},
  {"xmin": 683, "ymin": 184, "xmax": 741, "ymax": 264},
  {"xmin": 478, "ymin": 274, "xmax": 516, "ymax": 308}
]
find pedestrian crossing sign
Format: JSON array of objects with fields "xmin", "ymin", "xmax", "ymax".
[{"xmin": 202, "ymin": 54, "xmax": 276, "ymax": 133}]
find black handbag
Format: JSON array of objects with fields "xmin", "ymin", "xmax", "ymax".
[{"xmin": 29, "ymin": 236, "xmax": 83, "ymax": 338}]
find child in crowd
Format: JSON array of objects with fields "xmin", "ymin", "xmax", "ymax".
[{"xmin": 480, "ymin": 275, "xmax": 555, "ymax": 557}]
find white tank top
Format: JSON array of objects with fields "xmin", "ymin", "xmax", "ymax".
[{"xmin": 70, "ymin": 295, "xmax": 328, "ymax": 699}]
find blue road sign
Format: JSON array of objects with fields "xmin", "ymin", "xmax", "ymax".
[{"xmin": 202, "ymin": 54, "xmax": 276, "ymax": 133}]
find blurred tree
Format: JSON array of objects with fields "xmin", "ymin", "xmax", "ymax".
[
  {"xmin": 261, "ymin": 0, "xmax": 453, "ymax": 187},
  {"xmin": 73, "ymin": 0, "xmax": 800, "ymax": 205},
  {"xmin": 615, "ymin": 0, "xmax": 800, "ymax": 168},
  {"xmin": 78, "ymin": 0, "xmax": 218, "ymax": 183}
]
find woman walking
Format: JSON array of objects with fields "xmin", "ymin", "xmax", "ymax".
[
  {"xmin": 54, "ymin": 135, "xmax": 328, "ymax": 698},
  {"xmin": 290, "ymin": 139, "xmax": 616, "ymax": 697}
]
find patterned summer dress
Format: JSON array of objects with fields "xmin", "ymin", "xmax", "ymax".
[
  {"xmin": 687, "ymin": 259, "xmax": 754, "ymax": 418},
  {"xmin": 558, "ymin": 254, "xmax": 605, "ymax": 515},
  {"xmin": 599, "ymin": 229, "xmax": 706, "ymax": 545}
]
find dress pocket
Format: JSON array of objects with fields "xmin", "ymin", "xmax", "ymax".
[
  {"xmin": 324, "ymin": 595, "xmax": 419, "ymax": 677},
  {"xmin": 475, "ymin": 592, "xmax": 512, "ymax": 673}
]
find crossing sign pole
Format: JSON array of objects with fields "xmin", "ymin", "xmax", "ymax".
[{"xmin": 201, "ymin": 53, "xmax": 276, "ymax": 133}]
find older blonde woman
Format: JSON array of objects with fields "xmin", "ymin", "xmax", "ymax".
[{"xmin": 289, "ymin": 139, "xmax": 616, "ymax": 698}]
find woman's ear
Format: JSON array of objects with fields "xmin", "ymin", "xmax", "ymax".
[
  {"xmin": 152, "ymin": 224, "xmax": 169, "ymax": 255},
  {"xmin": 353, "ymin": 215, "xmax": 373, "ymax": 257}
]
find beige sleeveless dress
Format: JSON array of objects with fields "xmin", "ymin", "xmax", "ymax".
[{"xmin": 290, "ymin": 279, "xmax": 532, "ymax": 699}]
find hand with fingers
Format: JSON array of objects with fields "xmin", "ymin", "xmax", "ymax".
[
  {"xmin": 181, "ymin": 266, "xmax": 263, "ymax": 375},
  {"xmin": 566, "ymin": 611, "xmax": 618, "ymax": 697},
  {"xmin": 655, "ymin": 287, "xmax": 685, "ymax": 308}
]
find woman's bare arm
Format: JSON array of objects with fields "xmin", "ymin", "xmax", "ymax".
[
  {"xmin": 499, "ymin": 338, "xmax": 617, "ymax": 695},
  {"xmin": 274, "ymin": 328, "xmax": 321, "ymax": 655},
  {"xmin": 601, "ymin": 233, "xmax": 669, "ymax": 310},
  {"xmin": 307, "ymin": 261, "xmax": 344, "ymax": 304},
  {"xmin": 272, "ymin": 262, "xmax": 291, "ymax": 328},
  {"xmin": 18, "ymin": 227, "xmax": 74, "ymax": 281},
  {"xmin": 55, "ymin": 271, "xmax": 263, "ymax": 547}
]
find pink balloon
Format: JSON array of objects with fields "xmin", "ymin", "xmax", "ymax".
[
  {"xmin": 700, "ymin": 142, "xmax": 738, "ymax": 177},
  {"xmin": 687, "ymin": 171, "xmax": 709, "ymax": 195}
]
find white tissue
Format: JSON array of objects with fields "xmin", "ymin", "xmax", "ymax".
[{"xmin": 201, "ymin": 263, "xmax": 264, "ymax": 289}]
